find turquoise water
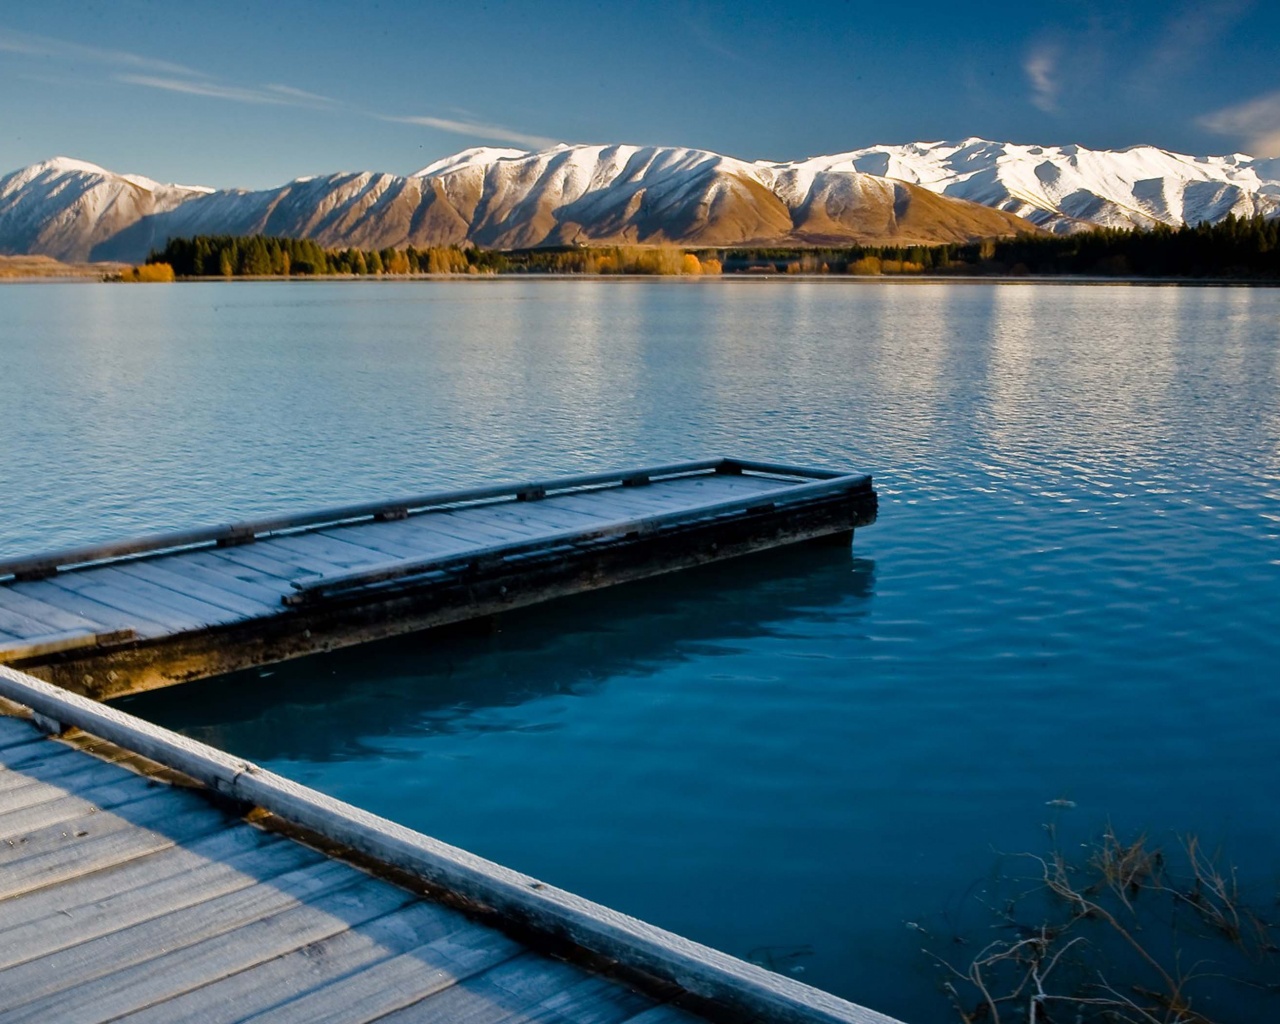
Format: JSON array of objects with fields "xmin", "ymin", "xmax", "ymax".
[{"xmin": 3, "ymin": 280, "xmax": 1279, "ymax": 1021}]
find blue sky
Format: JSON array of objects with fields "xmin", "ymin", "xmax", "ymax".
[{"xmin": 2, "ymin": 0, "xmax": 1279, "ymax": 187}]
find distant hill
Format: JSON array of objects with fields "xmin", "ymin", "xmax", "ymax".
[{"xmin": 2, "ymin": 139, "xmax": 1277, "ymax": 263}]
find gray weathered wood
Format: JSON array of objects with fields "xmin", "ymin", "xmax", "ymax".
[
  {"xmin": 232, "ymin": 924, "xmax": 524, "ymax": 1024},
  {"xmin": 0, "ymin": 803, "xmax": 231, "ymax": 901},
  {"xmin": 204, "ymin": 542, "xmax": 318, "ymax": 581},
  {"xmin": 266, "ymin": 531, "xmax": 393, "ymax": 569},
  {"xmin": 0, "ymin": 460, "xmax": 727, "ymax": 579},
  {"xmin": 6, "ymin": 579, "xmax": 154, "ymax": 635},
  {"xmin": 0, "ymin": 773, "xmax": 166, "ymax": 838},
  {"xmin": 0, "ymin": 832, "xmax": 319, "ymax": 971},
  {"xmin": 0, "ymin": 788, "xmax": 207, "ymax": 868},
  {"xmin": 110, "ymin": 901, "xmax": 474, "ymax": 1024},
  {"xmin": 111, "ymin": 559, "xmax": 277, "ymax": 618},
  {"xmin": 292, "ymin": 474, "xmax": 870, "ymax": 601},
  {"xmin": 0, "ymin": 587, "xmax": 100, "ymax": 634},
  {"xmin": 53, "ymin": 566, "xmax": 240, "ymax": 630},
  {"xmin": 373, "ymin": 955, "xmax": 642, "ymax": 1024},
  {"xmin": 0, "ymin": 859, "xmax": 369, "ymax": 1014}
]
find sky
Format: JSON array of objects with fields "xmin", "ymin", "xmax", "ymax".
[{"xmin": 2, "ymin": 0, "xmax": 1279, "ymax": 188}]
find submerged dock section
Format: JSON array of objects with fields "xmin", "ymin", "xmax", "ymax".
[
  {"xmin": 0, "ymin": 458, "xmax": 876, "ymax": 699},
  {"xmin": 0, "ymin": 665, "xmax": 901, "ymax": 1024}
]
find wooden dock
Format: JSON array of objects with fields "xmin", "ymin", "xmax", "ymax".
[
  {"xmin": 0, "ymin": 666, "xmax": 901, "ymax": 1024},
  {"xmin": 0, "ymin": 458, "xmax": 876, "ymax": 699}
]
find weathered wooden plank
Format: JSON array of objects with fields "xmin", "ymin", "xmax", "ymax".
[
  {"xmin": 0, "ymin": 787, "xmax": 197, "ymax": 867},
  {"xmin": 0, "ymin": 715, "xmax": 39, "ymax": 748},
  {"xmin": 0, "ymin": 773, "xmax": 166, "ymax": 839},
  {"xmin": 111, "ymin": 559, "xmax": 278, "ymax": 618},
  {"xmin": 265, "ymin": 531, "xmax": 392, "ymax": 569},
  {"xmin": 0, "ymin": 802, "xmax": 232, "ymax": 901},
  {"xmin": 0, "ymin": 743, "xmax": 140, "ymax": 797},
  {"xmin": 10, "ymin": 583, "xmax": 165, "ymax": 638},
  {"xmin": 0, "ymin": 859, "xmax": 369, "ymax": 1014},
  {"xmin": 52, "ymin": 566, "xmax": 241, "ymax": 631},
  {"xmin": 110, "ymin": 901, "xmax": 472, "ymax": 1024},
  {"xmin": 374, "ymin": 955, "xmax": 646, "ymax": 1024},
  {"xmin": 428, "ymin": 512, "xmax": 534, "ymax": 545},
  {"xmin": 232, "ymin": 923, "xmax": 525, "ymax": 1024},
  {"xmin": 327, "ymin": 516, "xmax": 474, "ymax": 557},
  {"xmin": 234, "ymin": 540, "xmax": 358, "ymax": 579},
  {"xmin": 0, "ymin": 628, "xmax": 133, "ymax": 666},
  {"xmin": 442, "ymin": 505, "xmax": 570, "ymax": 537},
  {"xmin": 444, "ymin": 505, "xmax": 604, "ymax": 538},
  {"xmin": 5, "ymin": 871, "xmax": 416, "ymax": 1023},
  {"xmin": 0, "ymin": 738, "xmax": 92, "ymax": 782},
  {"xmin": 0, "ymin": 460, "xmax": 727, "ymax": 578},
  {"xmin": 0, "ymin": 826, "xmax": 299, "ymax": 969},
  {"xmin": 0, "ymin": 829, "xmax": 321, "ymax": 971},
  {"xmin": 206, "ymin": 542, "xmax": 323, "ymax": 582},
  {"xmin": 153, "ymin": 549, "xmax": 290, "ymax": 604},
  {"xmin": 3, "ymin": 580, "xmax": 139, "ymax": 635},
  {"xmin": 0, "ymin": 586, "xmax": 101, "ymax": 635},
  {"xmin": 0, "ymin": 602, "xmax": 62, "ymax": 640}
]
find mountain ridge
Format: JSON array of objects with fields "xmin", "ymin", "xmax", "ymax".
[{"xmin": 2, "ymin": 139, "xmax": 1277, "ymax": 262}]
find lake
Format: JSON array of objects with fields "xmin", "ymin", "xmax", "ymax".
[{"xmin": 3, "ymin": 279, "xmax": 1278, "ymax": 1022}]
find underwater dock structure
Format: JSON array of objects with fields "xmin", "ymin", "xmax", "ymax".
[
  {"xmin": 0, "ymin": 667, "xmax": 901, "ymax": 1023},
  {"xmin": 0, "ymin": 458, "xmax": 877, "ymax": 699}
]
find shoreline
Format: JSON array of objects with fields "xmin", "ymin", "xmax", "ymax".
[{"xmin": 3, "ymin": 272, "xmax": 1276, "ymax": 287}]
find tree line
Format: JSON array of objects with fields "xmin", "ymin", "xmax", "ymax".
[
  {"xmin": 144, "ymin": 216, "xmax": 1279, "ymax": 281},
  {"xmin": 723, "ymin": 214, "xmax": 1280, "ymax": 279},
  {"xmin": 147, "ymin": 236, "xmax": 473, "ymax": 277},
  {"xmin": 146, "ymin": 237, "xmax": 723, "ymax": 277}
]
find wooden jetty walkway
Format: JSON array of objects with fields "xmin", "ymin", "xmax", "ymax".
[
  {"xmin": 0, "ymin": 666, "xmax": 901, "ymax": 1024},
  {"xmin": 0, "ymin": 458, "xmax": 876, "ymax": 699}
]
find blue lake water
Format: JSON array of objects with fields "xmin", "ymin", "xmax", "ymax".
[{"xmin": 3, "ymin": 280, "xmax": 1279, "ymax": 1021}]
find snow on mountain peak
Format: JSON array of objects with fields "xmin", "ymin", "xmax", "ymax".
[
  {"xmin": 768, "ymin": 139, "xmax": 1280, "ymax": 231},
  {"xmin": 414, "ymin": 147, "xmax": 530, "ymax": 178}
]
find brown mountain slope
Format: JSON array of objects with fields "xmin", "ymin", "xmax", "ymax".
[{"xmin": 6, "ymin": 145, "xmax": 1040, "ymax": 263}]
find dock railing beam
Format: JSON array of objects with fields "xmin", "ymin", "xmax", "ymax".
[{"xmin": 0, "ymin": 457, "xmax": 844, "ymax": 581}]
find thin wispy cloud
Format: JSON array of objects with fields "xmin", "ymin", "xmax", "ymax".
[
  {"xmin": 0, "ymin": 27, "xmax": 201, "ymax": 77},
  {"xmin": 1023, "ymin": 44, "xmax": 1060, "ymax": 113},
  {"xmin": 5, "ymin": 25, "xmax": 555, "ymax": 155},
  {"xmin": 116, "ymin": 75, "xmax": 343, "ymax": 113},
  {"xmin": 382, "ymin": 115, "xmax": 557, "ymax": 150},
  {"xmin": 1199, "ymin": 90, "xmax": 1280, "ymax": 156},
  {"xmin": 117, "ymin": 74, "xmax": 300, "ymax": 106}
]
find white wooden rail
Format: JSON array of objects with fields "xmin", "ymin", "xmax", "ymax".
[
  {"xmin": 0, "ymin": 665, "xmax": 903, "ymax": 1024},
  {"xmin": 0, "ymin": 458, "xmax": 840, "ymax": 582}
]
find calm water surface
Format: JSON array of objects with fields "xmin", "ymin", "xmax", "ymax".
[{"xmin": 3, "ymin": 280, "xmax": 1279, "ymax": 1022}]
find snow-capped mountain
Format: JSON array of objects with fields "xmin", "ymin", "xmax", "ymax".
[
  {"xmin": 0, "ymin": 158, "xmax": 211, "ymax": 262},
  {"xmin": 57, "ymin": 144, "xmax": 1034, "ymax": 262},
  {"xmin": 3, "ymin": 140, "xmax": 1278, "ymax": 262},
  {"xmin": 786, "ymin": 139, "xmax": 1280, "ymax": 233}
]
